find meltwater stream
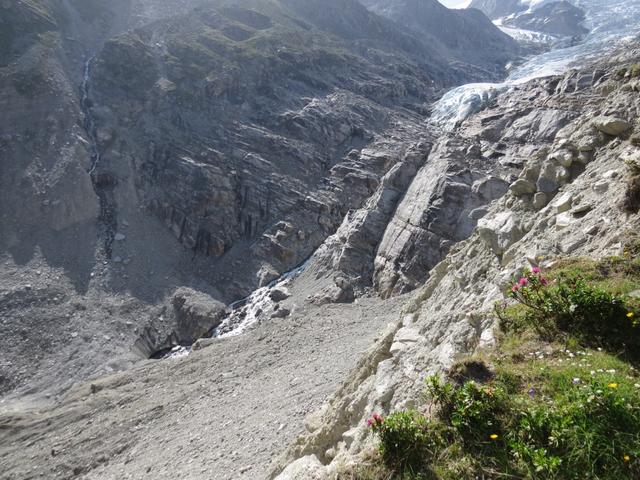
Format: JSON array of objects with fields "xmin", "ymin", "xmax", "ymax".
[
  {"xmin": 431, "ymin": 0, "xmax": 640, "ymax": 129},
  {"xmin": 81, "ymin": 56, "xmax": 118, "ymax": 257},
  {"xmin": 81, "ymin": 58, "xmax": 101, "ymax": 175}
]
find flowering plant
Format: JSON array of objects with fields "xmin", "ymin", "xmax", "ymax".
[{"xmin": 496, "ymin": 265, "xmax": 640, "ymax": 356}]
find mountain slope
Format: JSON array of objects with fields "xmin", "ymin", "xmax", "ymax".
[
  {"xmin": 0, "ymin": 0, "xmax": 523, "ymax": 406},
  {"xmin": 503, "ymin": 0, "xmax": 588, "ymax": 37},
  {"xmin": 2, "ymin": 39, "xmax": 638, "ymax": 480},
  {"xmin": 361, "ymin": 0, "xmax": 520, "ymax": 74},
  {"xmin": 273, "ymin": 43, "xmax": 640, "ymax": 478}
]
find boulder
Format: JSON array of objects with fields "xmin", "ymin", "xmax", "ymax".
[
  {"xmin": 192, "ymin": 338, "xmax": 217, "ymax": 351},
  {"xmin": 593, "ymin": 181, "xmax": 609, "ymax": 193},
  {"xmin": 519, "ymin": 158, "xmax": 543, "ymax": 182},
  {"xmin": 555, "ymin": 212, "xmax": 573, "ymax": 230},
  {"xmin": 509, "ymin": 179, "xmax": 536, "ymax": 196},
  {"xmin": 552, "ymin": 192, "xmax": 573, "ymax": 213},
  {"xmin": 593, "ymin": 116, "xmax": 632, "ymax": 136},
  {"xmin": 533, "ymin": 192, "xmax": 548, "ymax": 210},
  {"xmin": 275, "ymin": 455, "xmax": 327, "ymax": 480},
  {"xmin": 472, "ymin": 176, "xmax": 509, "ymax": 200},
  {"xmin": 269, "ymin": 288, "xmax": 290, "ymax": 302},
  {"xmin": 549, "ymin": 149, "xmax": 574, "ymax": 168},
  {"xmin": 478, "ymin": 212, "xmax": 524, "ymax": 256},
  {"xmin": 271, "ymin": 306, "xmax": 291, "ymax": 319},
  {"xmin": 171, "ymin": 288, "xmax": 229, "ymax": 344}
]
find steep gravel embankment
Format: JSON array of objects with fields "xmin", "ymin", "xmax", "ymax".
[{"xmin": 0, "ymin": 291, "xmax": 405, "ymax": 480}]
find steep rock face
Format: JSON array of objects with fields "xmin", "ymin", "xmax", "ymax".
[
  {"xmin": 272, "ymin": 45, "xmax": 640, "ymax": 478},
  {"xmin": 361, "ymin": 0, "xmax": 520, "ymax": 74},
  {"xmin": 371, "ymin": 140, "xmax": 511, "ymax": 297},
  {"xmin": 468, "ymin": 0, "xmax": 525, "ymax": 19},
  {"xmin": 87, "ymin": 0, "xmax": 505, "ymax": 303},
  {"xmin": 503, "ymin": 1, "xmax": 588, "ymax": 38},
  {"xmin": 306, "ymin": 75, "xmax": 585, "ymax": 299},
  {"xmin": 0, "ymin": 0, "xmax": 526, "ymax": 404}
]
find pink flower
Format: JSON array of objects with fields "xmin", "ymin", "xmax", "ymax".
[
  {"xmin": 519, "ymin": 278, "xmax": 529, "ymax": 287},
  {"xmin": 368, "ymin": 413, "xmax": 384, "ymax": 425},
  {"xmin": 540, "ymin": 277, "xmax": 549, "ymax": 286},
  {"xmin": 532, "ymin": 267, "xmax": 541, "ymax": 274},
  {"xmin": 512, "ymin": 285, "xmax": 520, "ymax": 292}
]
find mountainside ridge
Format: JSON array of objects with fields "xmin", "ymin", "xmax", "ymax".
[
  {"xmin": 3, "ymin": 1, "xmax": 640, "ymax": 480},
  {"xmin": 0, "ymin": 0, "xmax": 522, "ymax": 406},
  {"xmin": 1, "ymin": 34, "xmax": 639, "ymax": 480},
  {"xmin": 271, "ymin": 42, "xmax": 640, "ymax": 479}
]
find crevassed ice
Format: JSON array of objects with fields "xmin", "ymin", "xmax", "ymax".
[{"xmin": 431, "ymin": 0, "xmax": 640, "ymax": 129}]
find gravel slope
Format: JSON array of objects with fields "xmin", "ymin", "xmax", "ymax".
[{"xmin": 0, "ymin": 294, "xmax": 406, "ymax": 480}]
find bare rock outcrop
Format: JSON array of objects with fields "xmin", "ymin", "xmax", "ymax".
[{"xmin": 272, "ymin": 47, "xmax": 640, "ymax": 479}]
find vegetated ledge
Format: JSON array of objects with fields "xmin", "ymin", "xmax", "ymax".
[{"xmin": 347, "ymin": 253, "xmax": 640, "ymax": 480}]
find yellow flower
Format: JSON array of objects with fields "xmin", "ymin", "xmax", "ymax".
[
  {"xmin": 608, "ymin": 383, "xmax": 619, "ymax": 389},
  {"xmin": 490, "ymin": 434, "xmax": 499, "ymax": 440},
  {"xmin": 628, "ymin": 312, "xmax": 635, "ymax": 318},
  {"xmin": 624, "ymin": 455, "xmax": 631, "ymax": 462}
]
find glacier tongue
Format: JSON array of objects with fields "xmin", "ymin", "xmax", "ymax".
[{"xmin": 431, "ymin": 0, "xmax": 640, "ymax": 129}]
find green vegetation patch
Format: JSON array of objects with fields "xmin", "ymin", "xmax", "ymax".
[
  {"xmin": 495, "ymin": 259, "xmax": 640, "ymax": 357},
  {"xmin": 353, "ymin": 252, "xmax": 640, "ymax": 479}
]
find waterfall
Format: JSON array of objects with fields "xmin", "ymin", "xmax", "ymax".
[
  {"xmin": 80, "ymin": 56, "xmax": 118, "ymax": 258},
  {"xmin": 81, "ymin": 58, "xmax": 101, "ymax": 175}
]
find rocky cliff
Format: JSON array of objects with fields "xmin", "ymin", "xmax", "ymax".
[
  {"xmin": 2, "ymin": 24, "xmax": 639, "ymax": 480},
  {"xmin": 2, "ymin": 1, "xmax": 639, "ymax": 480},
  {"xmin": 272, "ymin": 43, "xmax": 640, "ymax": 479},
  {"xmin": 0, "ymin": 0, "xmax": 522, "ymax": 406}
]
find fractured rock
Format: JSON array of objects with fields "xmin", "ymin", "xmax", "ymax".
[
  {"xmin": 593, "ymin": 116, "xmax": 632, "ymax": 136},
  {"xmin": 478, "ymin": 211, "xmax": 524, "ymax": 256},
  {"xmin": 509, "ymin": 178, "xmax": 536, "ymax": 196}
]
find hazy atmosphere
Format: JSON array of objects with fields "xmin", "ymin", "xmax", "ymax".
[{"xmin": 1, "ymin": 0, "xmax": 640, "ymax": 479}]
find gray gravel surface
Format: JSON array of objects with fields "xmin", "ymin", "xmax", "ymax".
[{"xmin": 0, "ymin": 294, "xmax": 405, "ymax": 480}]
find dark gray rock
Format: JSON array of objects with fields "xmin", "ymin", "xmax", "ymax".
[
  {"xmin": 504, "ymin": 1, "xmax": 588, "ymax": 38},
  {"xmin": 468, "ymin": 0, "xmax": 525, "ymax": 19},
  {"xmin": 269, "ymin": 288, "xmax": 291, "ymax": 303},
  {"xmin": 361, "ymin": 0, "xmax": 520, "ymax": 79}
]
